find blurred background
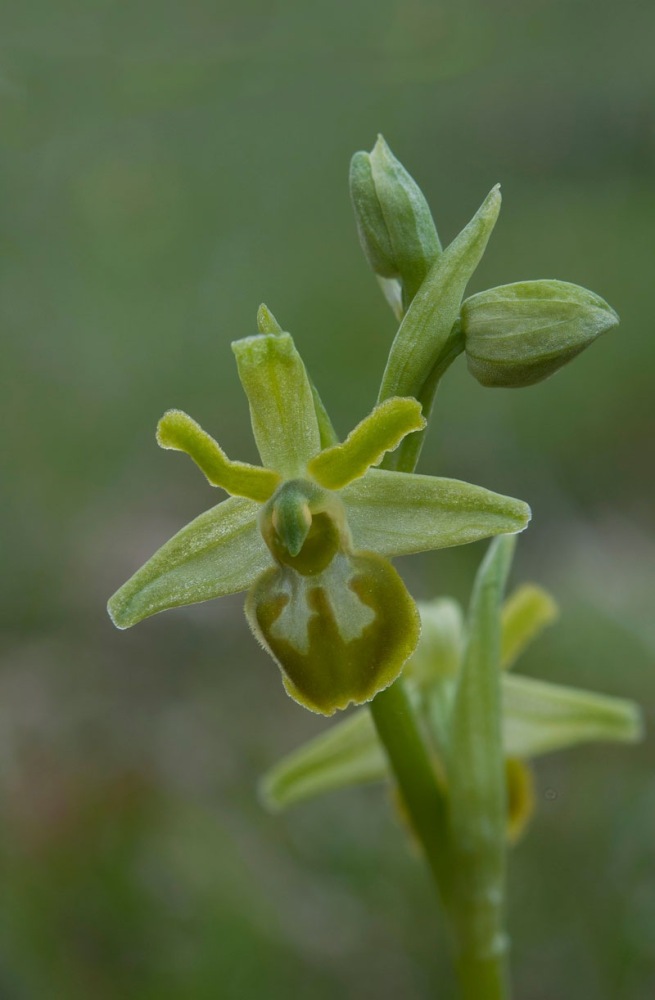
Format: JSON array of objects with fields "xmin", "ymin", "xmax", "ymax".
[{"xmin": 1, "ymin": 1, "xmax": 654, "ymax": 996}]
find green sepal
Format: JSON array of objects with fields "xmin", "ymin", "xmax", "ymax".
[
  {"xmin": 350, "ymin": 136, "xmax": 441, "ymax": 313},
  {"xmin": 260, "ymin": 710, "xmax": 387, "ymax": 811},
  {"xmin": 232, "ymin": 332, "xmax": 321, "ymax": 477},
  {"xmin": 107, "ymin": 497, "xmax": 270, "ymax": 628},
  {"xmin": 255, "ymin": 305, "xmax": 338, "ymax": 449},
  {"xmin": 308, "ymin": 397, "xmax": 425, "ymax": 490},
  {"xmin": 246, "ymin": 550, "xmax": 420, "ymax": 716},
  {"xmin": 377, "ymin": 185, "xmax": 500, "ymax": 469},
  {"xmin": 501, "ymin": 584, "xmax": 559, "ymax": 670},
  {"xmin": 340, "ymin": 467, "xmax": 530, "ymax": 556},
  {"xmin": 256, "ymin": 302, "xmax": 283, "ymax": 335},
  {"xmin": 462, "ymin": 280, "xmax": 619, "ymax": 388},
  {"xmin": 502, "ymin": 674, "xmax": 643, "ymax": 758},
  {"xmin": 157, "ymin": 409, "xmax": 281, "ymax": 502}
]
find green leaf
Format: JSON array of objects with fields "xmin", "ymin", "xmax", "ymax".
[
  {"xmin": 377, "ymin": 185, "xmax": 500, "ymax": 470},
  {"xmin": 446, "ymin": 536, "xmax": 515, "ymax": 960},
  {"xmin": 232, "ymin": 333, "xmax": 321, "ymax": 477},
  {"xmin": 502, "ymin": 674, "xmax": 643, "ymax": 758},
  {"xmin": 462, "ymin": 280, "xmax": 619, "ymax": 388},
  {"xmin": 107, "ymin": 497, "xmax": 269, "ymax": 628},
  {"xmin": 308, "ymin": 397, "xmax": 425, "ymax": 490},
  {"xmin": 340, "ymin": 468, "xmax": 530, "ymax": 556},
  {"xmin": 157, "ymin": 409, "xmax": 281, "ymax": 502},
  {"xmin": 501, "ymin": 584, "xmax": 559, "ymax": 670},
  {"xmin": 260, "ymin": 710, "xmax": 387, "ymax": 811}
]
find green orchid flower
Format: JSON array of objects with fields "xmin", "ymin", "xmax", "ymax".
[
  {"xmin": 108, "ymin": 318, "xmax": 530, "ymax": 716},
  {"xmin": 261, "ymin": 568, "xmax": 642, "ymax": 831}
]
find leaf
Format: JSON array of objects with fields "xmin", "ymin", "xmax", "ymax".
[
  {"xmin": 446, "ymin": 536, "xmax": 515, "ymax": 955},
  {"xmin": 376, "ymin": 187, "xmax": 501, "ymax": 470}
]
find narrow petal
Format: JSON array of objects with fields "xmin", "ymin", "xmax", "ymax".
[
  {"xmin": 108, "ymin": 497, "xmax": 270, "ymax": 629},
  {"xmin": 232, "ymin": 332, "xmax": 321, "ymax": 477},
  {"xmin": 502, "ymin": 674, "xmax": 643, "ymax": 758},
  {"xmin": 157, "ymin": 409, "xmax": 281, "ymax": 502},
  {"xmin": 501, "ymin": 584, "xmax": 559, "ymax": 670},
  {"xmin": 308, "ymin": 397, "xmax": 425, "ymax": 490},
  {"xmin": 341, "ymin": 468, "xmax": 530, "ymax": 556},
  {"xmin": 260, "ymin": 710, "xmax": 387, "ymax": 811}
]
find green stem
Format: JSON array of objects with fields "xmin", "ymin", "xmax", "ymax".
[
  {"xmin": 456, "ymin": 951, "xmax": 510, "ymax": 1000},
  {"xmin": 368, "ymin": 680, "xmax": 451, "ymax": 901}
]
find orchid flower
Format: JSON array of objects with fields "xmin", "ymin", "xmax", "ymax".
[{"xmin": 108, "ymin": 319, "xmax": 530, "ymax": 715}]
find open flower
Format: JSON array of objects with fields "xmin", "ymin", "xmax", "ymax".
[
  {"xmin": 108, "ymin": 325, "xmax": 530, "ymax": 715},
  {"xmin": 261, "ymin": 575, "xmax": 642, "ymax": 837}
]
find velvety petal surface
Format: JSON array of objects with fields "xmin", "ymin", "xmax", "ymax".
[{"xmin": 246, "ymin": 551, "xmax": 420, "ymax": 715}]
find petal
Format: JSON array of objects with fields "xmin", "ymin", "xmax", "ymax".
[
  {"xmin": 505, "ymin": 758, "xmax": 535, "ymax": 844},
  {"xmin": 232, "ymin": 332, "xmax": 321, "ymax": 477},
  {"xmin": 501, "ymin": 584, "xmax": 559, "ymax": 670},
  {"xmin": 308, "ymin": 397, "xmax": 425, "ymax": 490},
  {"xmin": 157, "ymin": 409, "xmax": 281, "ymax": 502},
  {"xmin": 502, "ymin": 674, "xmax": 643, "ymax": 759},
  {"xmin": 260, "ymin": 709, "xmax": 387, "ymax": 811},
  {"xmin": 246, "ymin": 551, "xmax": 420, "ymax": 716},
  {"xmin": 341, "ymin": 468, "xmax": 530, "ymax": 556},
  {"xmin": 108, "ymin": 497, "xmax": 270, "ymax": 629}
]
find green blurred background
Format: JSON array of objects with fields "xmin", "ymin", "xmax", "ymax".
[{"xmin": 1, "ymin": 1, "xmax": 654, "ymax": 996}]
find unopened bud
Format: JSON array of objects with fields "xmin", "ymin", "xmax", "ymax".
[
  {"xmin": 350, "ymin": 135, "xmax": 441, "ymax": 312},
  {"xmin": 461, "ymin": 279, "xmax": 619, "ymax": 388}
]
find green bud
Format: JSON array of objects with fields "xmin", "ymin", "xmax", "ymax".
[
  {"xmin": 350, "ymin": 135, "xmax": 441, "ymax": 312},
  {"xmin": 461, "ymin": 280, "xmax": 619, "ymax": 388}
]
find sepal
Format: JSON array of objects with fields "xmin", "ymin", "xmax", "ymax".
[
  {"xmin": 341, "ymin": 468, "xmax": 530, "ymax": 556},
  {"xmin": 107, "ymin": 497, "xmax": 270, "ymax": 628},
  {"xmin": 232, "ymin": 332, "xmax": 321, "ymax": 477},
  {"xmin": 260, "ymin": 710, "xmax": 386, "ymax": 811},
  {"xmin": 502, "ymin": 674, "xmax": 643, "ymax": 758}
]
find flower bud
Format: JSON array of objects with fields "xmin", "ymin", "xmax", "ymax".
[
  {"xmin": 350, "ymin": 135, "xmax": 441, "ymax": 311},
  {"xmin": 461, "ymin": 279, "xmax": 619, "ymax": 388}
]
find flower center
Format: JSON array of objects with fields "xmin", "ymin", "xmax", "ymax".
[{"xmin": 259, "ymin": 479, "xmax": 349, "ymax": 576}]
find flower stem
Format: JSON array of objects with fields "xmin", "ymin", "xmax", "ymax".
[
  {"xmin": 368, "ymin": 679, "xmax": 451, "ymax": 901},
  {"xmin": 456, "ymin": 951, "xmax": 511, "ymax": 1000}
]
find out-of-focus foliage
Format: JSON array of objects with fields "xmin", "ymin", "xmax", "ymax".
[{"xmin": 1, "ymin": 1, "xmax": 654, "ymax": 997}]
